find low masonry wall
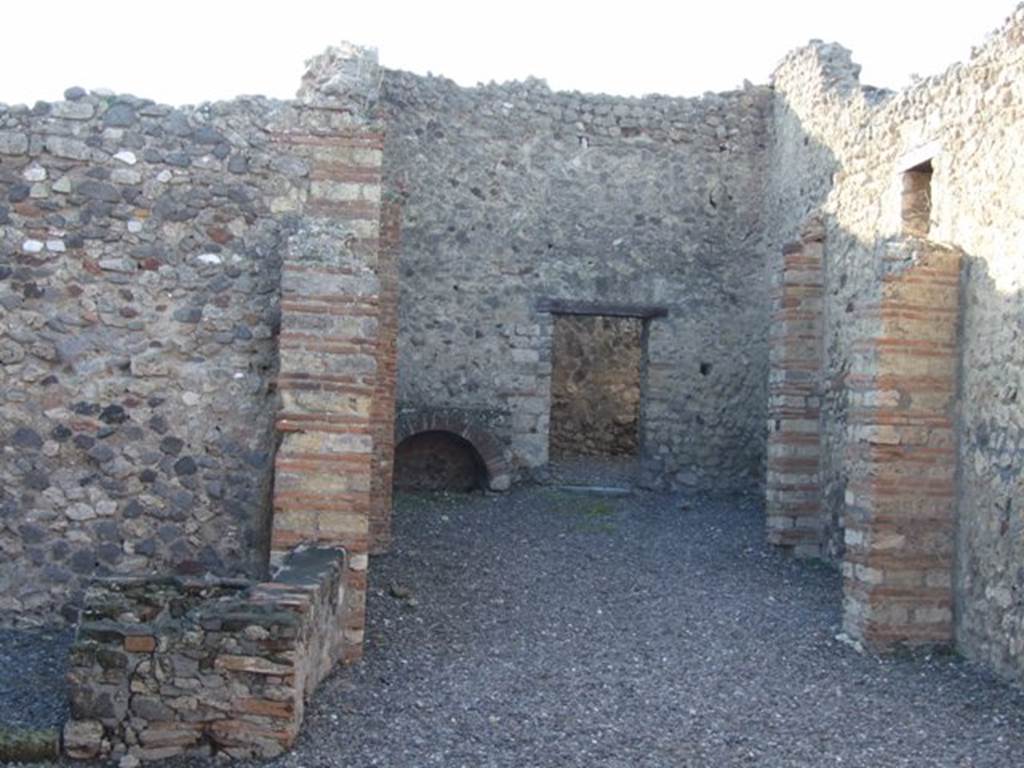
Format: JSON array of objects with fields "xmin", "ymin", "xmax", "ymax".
[{"xmin": 63, "ymin": 547, "xmax": 347, "ymax": 762}]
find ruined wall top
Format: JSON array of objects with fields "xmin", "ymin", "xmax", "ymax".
[
  {"xmin": 297, "ymin": 43, "xmax": 382, "ymax": 116},
  {"xmin": 771, "ymin": 3, "xmax": 1024, "ymax": 108},
  {"xmin": 771, "ymin": 41, "xmax": 864, "ymax": 97}
]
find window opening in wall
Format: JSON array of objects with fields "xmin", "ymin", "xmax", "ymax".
[
  {"xmin": 549, "ymin": 314, "xmax": 643, "ymax": 459},
  {"xmin": 393, "ymin": 431, "xmax": 487, "ymax": 492},
  {"xmin": 901, "ymin": 159, "xmax": 933, "ymax": 237}
]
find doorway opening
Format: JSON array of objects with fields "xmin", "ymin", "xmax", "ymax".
[{"xmin": 549, "ymin": 314, "xmax": 644, "ymax": 459}]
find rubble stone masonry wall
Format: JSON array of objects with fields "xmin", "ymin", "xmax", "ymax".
[
  {"xmin": 63, "ymin": 547, "xmax": 349, "ymax": 761},
  {"xmin": 4, "ymin": 2, "xmax": 1024, "ymax": 717},
  {"xmin": 379, "ymin": 72, "xmax": 773, "ymax": 490},
  {"xmin": 769, "ymin": 7, "xmax": 1024, "ymax": 679},
  {"xmin": 0, "ymin": 66, "xmax": 397, "ymax": 633},
  {"xmin": 0, "ymin": 91, "xmax": 304, "ymax": 624},
  {"xmin": 0, "ymin": 47, "xmax": 399, "ymax": 761}
]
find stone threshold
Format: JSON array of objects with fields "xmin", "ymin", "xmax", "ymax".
[{"xmin": 554, "ymin": 484, "xmax": 635, "ymax": 496}]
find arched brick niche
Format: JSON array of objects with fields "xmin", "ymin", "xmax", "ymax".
[
  {"xmin": 395, "ymin": 409, "xmax": 512, "ymax": 491},
  {"xmin": 394, "ymin": 431, "xmax": 488, "ymax": 492}
]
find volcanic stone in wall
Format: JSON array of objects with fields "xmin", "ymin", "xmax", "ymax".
[
  {"xmin": 379, "ymin": 69, "xmax": 773, "ymax": 484},
  {"xmin": 0, "ymin": 89, "xmax": 303, "ymax": 625},
  {"xmin": 550, "ymin": 315, "xmax": 642, "ymax": 457}
]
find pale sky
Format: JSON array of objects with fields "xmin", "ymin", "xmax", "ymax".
[{"xmin": 1, "ymin": 1, "xmax": 1019, "ymax": 105}]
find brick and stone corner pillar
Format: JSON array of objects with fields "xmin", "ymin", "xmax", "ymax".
[
  {"xmin": 270, "ymin": 126, "xmax": 393, "ymax": 662},
  {"xmin": 270, "ymin": 43, "xmax": 397, "ymax": 663},
  {"xmin": 843, "ymin": 238, "xmax": 962, "ymax": 649},
  {"xmin": 766, "ymin": 219, "xmax": 825, "ymax": 557}
]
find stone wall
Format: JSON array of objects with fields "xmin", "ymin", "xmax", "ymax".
[
  {"xmin": 63, "ymin": 547, "xmax": 348, "ymax": 762},
  {"xmin": 0, "ymin": 91, "xmax": 305, "ymax": 624},
  {"xmin": 4, "ymin": 1, "xmax": 1024, "ymax": 714},
  {"xmin": 1, "ymin": 47, "xmax": 401, "ymax": 762},
  {"xmin": 766, "ymin": 42, "xmax": 875, "ymax": 560},
  {"xmin": 379, "ymin": 72, "xmax": 773, "ymax": 490},
  {"xmin": 550, "ymin": 314, "xmax": 642, "ymax": 457},
  {"xmin": 0, "ymin": 45, "xmax": 398, "ymax": 642},
  {"xmin": 767, "ymin": 6, "xmax": 1024, "ymax": 678}
]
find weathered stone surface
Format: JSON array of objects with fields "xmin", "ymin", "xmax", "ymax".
[
  {"xmin": 298, "ymin": 42, "xmax": 381, "ymax": 109},
  {"xmin": 0, "ymin": 91, "xmax": 295, "ymax": 625},
  {"xmin": 103, "ymin": 103, "xmax": 138, "ymax": 127},
  {"xmin": 51, "ymin": 100, "xmax": 95, "ymax": 120},
  {"xmin": 0, "ymin": 131, "xmax": 29, "ymax": 155},
  {"xmin": 11, "ymin": 427, "xmax": 43, "ymax": 450},
  {"xmin": 63, "ymin": 719, "xmax": 104, "ymax": 759},
  {"xmin": 380, "ymin": 70, "xmax": 770, "ymax": 488},
  {"xmin": 77, "ymin": 180, "xmax": 121, "ymax": 202},
  {"xmin": 43, "ymin": 135, "xmax": 91, "ymax": 160},
  {"xmin": 1, "ymin": 5, "xmax": 1023, "ymax": 733},
  {"xmin": 131, "ymin": 696, "xmax": 175, "ymax": 721},
  {"xmin": 65, "ymin": 549, "xmax": 347, "ymax": 761},
  {"xmin": 766, "ymin": 7, "xmax": 1024, "ymax": 680}
]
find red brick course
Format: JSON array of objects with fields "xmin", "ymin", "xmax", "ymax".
[
  {"xmin": 766, "ymin": 221, "xmax": 825, "ymax": 557},
  {"xmin": 268, "ymin": 125, "xmax": 399, "ymax": 662}
]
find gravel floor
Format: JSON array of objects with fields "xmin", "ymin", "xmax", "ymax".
[
  {"xmin": 252, "ymin": 487, "xmax": 1024, "ymax": 768},
  {"xmin": 0, "ymin": 628, "xmax": 73, "ymax": 730},
  {"xmin": 16, "ymin": 487, "xmax": 1024, "ymax": 766},
  {"xmin": 534, "ymin": 456, "xmax": 640, "ymax": 488}
]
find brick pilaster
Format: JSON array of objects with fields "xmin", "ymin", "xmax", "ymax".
[
  {"xmin": 766, "ymin": 222, "xmax": 825, "ymax": 557},
  {"xmin": 270, "ymin": 126, "xmax": 391, "ymax": 663},
  {"xmin": 842, "ymin": 239, "xmax": 962, "ymax": 648}
]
